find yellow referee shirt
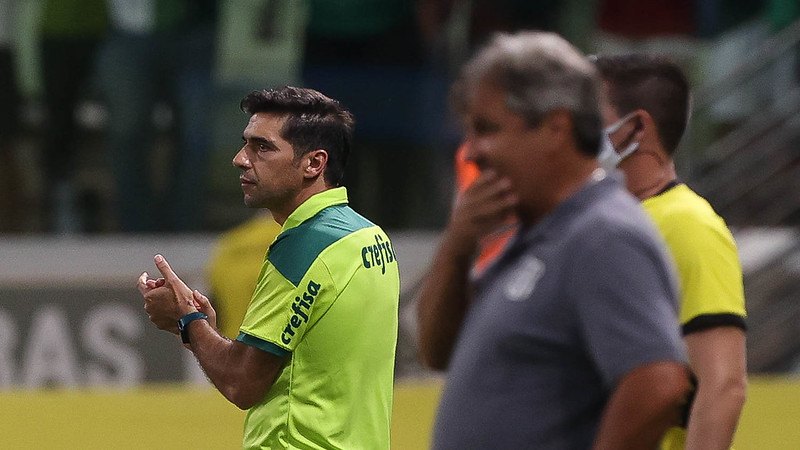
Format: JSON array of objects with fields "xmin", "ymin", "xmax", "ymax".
[{"xmin": 644, "ymin": 183, "xmax": 746, "ymax": 450}]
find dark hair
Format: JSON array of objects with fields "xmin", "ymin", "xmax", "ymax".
[
  {"xmin": 240, "ymin": 86, "xmax": 355, "ymax": 186},
  {"xmin": 451, "ymin": 31, "xmax": 602, "ymax": 156},
  {"xmin": 593, "ymin": 54, "xmax": 690, "ymax": 155}
]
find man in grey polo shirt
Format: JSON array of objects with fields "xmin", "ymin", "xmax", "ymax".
[{"xmin": 417, "ymin": 31, "xmax": 692, "ymax": 449}]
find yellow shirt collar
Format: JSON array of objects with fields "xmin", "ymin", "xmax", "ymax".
[{"xmin": 281, "ymin": 187, "xmax": 349, "ymax": 231}]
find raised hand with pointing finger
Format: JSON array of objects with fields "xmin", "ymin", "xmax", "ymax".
[
  {"xmin": 129, "ymin": 87, "xmax": 400, "ymax": 448},
  {"xmin": 136, "ymin": 254, "xmax": 217, "ymax": 334}
]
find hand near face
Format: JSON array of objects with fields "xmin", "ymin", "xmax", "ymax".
[{"xmin": 447, "ymin": 169, "xmax": 518, "ymax": 255}]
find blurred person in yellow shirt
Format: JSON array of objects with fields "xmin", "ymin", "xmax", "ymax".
[{"xmin": 206, "ymin": 211, "xmax": 281, "ymax": 338}]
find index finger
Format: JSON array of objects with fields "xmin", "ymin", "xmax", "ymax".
[{"xmin": 153, "ymin": 254, "xmax": 187, "ymax": 289}]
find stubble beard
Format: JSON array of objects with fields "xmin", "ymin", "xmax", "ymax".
[{"xmin": 243, "ymin": 187, "xmax": 292, "ymax": 211}]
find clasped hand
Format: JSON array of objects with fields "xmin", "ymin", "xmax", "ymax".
[{"xmin": 136, "ymin": 254, "xmax": 217, "ymax": 334}]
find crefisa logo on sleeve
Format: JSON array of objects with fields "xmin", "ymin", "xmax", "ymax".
[
  {"xmin": 281, "ymin": 279, "xmax": 321, "ymax": 345},
  {"xmin": 361, "ymin": 234, "xmax": 396, "ymax": 275}
]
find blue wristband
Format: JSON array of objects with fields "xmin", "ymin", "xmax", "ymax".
[{"xmin": 178, "ymin": 311, "xmax": 208, "ymax": 344}]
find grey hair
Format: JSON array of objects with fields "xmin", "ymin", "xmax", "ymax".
[{"xmin": 452, "ymin": 31, "xmax": 602, "ymax": 156}]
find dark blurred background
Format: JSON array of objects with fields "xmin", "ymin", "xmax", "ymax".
[{"xmin": 1, "ymin": 0, "xmax": 796, "ymax": 235}]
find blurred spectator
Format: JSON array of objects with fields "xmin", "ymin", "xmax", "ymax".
[
  {"xmin": 0, "ymin": 0, "xmax": 23, "ymax": 232},
  {"xmin": 593, "ymin": 0, "xmax": 767, "ymax": 84},
  {"xmin": 768, "ymin": 0, "xmax": 800, "ymax": 31},
  {"xmin": 38, "ymin": 0, "xmax": 107, "ymax": 234},
  {"xmin": 215, "ymin": 0, "xmax": 308, "ymax": 90},
  {"xmin": 463, "ymin": 0, "xmax": 563, "ymax": 48},
  {"xmin": 598, "ymin": 0, "xmax": 694, "ymax": 38},
  {"xmin": 593, "ymin": 0, "xmax": 701, "ymax": 75},
  {"xmin": 96, "ymin": 0, "xmax": 217, "ymax": 232},
  {"xmin": 700, "ymin": 0, "xmax": 767, "ymax": 134},
  {"xmin": 766, "ymin": 0, "xmax": 800, "ymax": 92},
  {"xmin": 302, "ymin": 0, "xmax": 453, "ymax": 229},
  {"xmin": 424, "ymin": 0, "xmax": 590, "ymax": 70},
  {"xmin": 206, "ymin": 211, "xmax": 281, "ymax": 338},
  {"xmin": 304, "ymin": 0, "xmax": 424, "ymax": 67},
  {"xmin": 211, "ymin": 1, "xmax": 308, "ymax": 232}
]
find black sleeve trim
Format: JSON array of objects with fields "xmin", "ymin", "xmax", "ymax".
[{"xmin": 682, "ymin": 313, "xmax": 747, "ymax": 335}]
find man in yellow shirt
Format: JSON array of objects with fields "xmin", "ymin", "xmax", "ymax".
[{"xmin": 595, "ymin": 54, "xmax": 747, "ymax": 450}]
